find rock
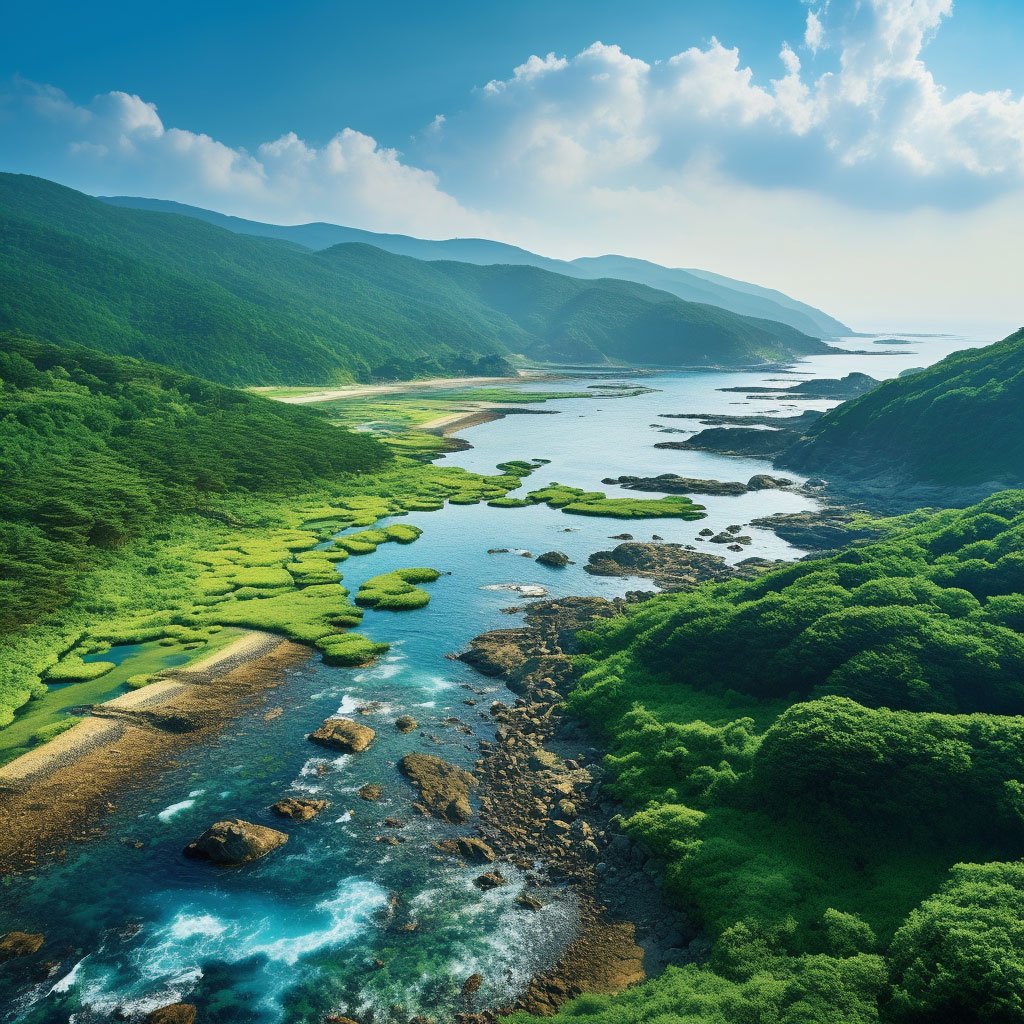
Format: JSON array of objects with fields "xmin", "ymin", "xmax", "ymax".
[
  {"xmin": 474, "ymin": 870, "xmax": 507, "ymax": 890},
  {"xmin": 0, "ymin": 931, "xmax": 44, "ymax": 959},
  {"xmin": 746, "ymin": 473, "xmax": 793, "ymax": 490},
  {"xmin": 609, "ymin": 533, "xmax": 633, "ymax": 540},
  {"xmin": 462, "ymin": 972, "xmax": 484, "ymax": 998},
  {"xmin": 436, "ymin": 837, "xmax": 496, "ymax": 863},
  {"xmin": 183, "ymin": 819, "xmax": 288, "ymax": 865},
  {"xmin": 358, "ymin": 783, "xmax": 383, "ymax": 801},
  {"xmin": 399, "ymin": 753, "xmax": 477, "ymax": 822},
  {"xmin": 323, "ymin": 1017, "xmax": 361, "ymax": 1024},
  {"xmin": 607, "ymin": 473, "xmax": 747, "ymax": 496},
  {"xmin": 144, "ymin": 1006, "xmax": 196, "ymax": 1024},
  {"xmin": 394, "ymin": 715, "xmax": 418, "ymax": 733},
  {"xmin": 272, "ymin": 797, "xmax": 328, "ymax": 821},
  {"xmin": 698, "ymin": 528, "xmax": 714, "ymax": 537},
  {"xmin": 516, "ymin": 892, "xmax": 544, "ymax": 912},
  {"xmin": 308, "ymin": 718, "xmax": 375, "ymax": 753},
  {"xmin": 536, "ymin": 551, "xmax": 572, "ymax": 568}
]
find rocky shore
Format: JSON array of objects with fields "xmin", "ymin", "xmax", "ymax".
[{"xmin": 451, "ymin": 596, "xmax": 699, "ymax": 1020}]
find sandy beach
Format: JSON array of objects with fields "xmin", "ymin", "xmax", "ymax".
[{"xmin": 0, "ymin": 631, "xmax": 310, "ymax": 874}]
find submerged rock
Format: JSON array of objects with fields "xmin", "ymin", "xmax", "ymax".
[
  {"xmin": 394, "ymin": 715, "xmax": 418, "ymax": 734},
  {"xmin": 271, "ymin": 797, "xmax": 328, "ymax": 821},
  {"xmin": 536, "ymin": 551, "xmax": 572, "ymax": 568},
  {"xmin": 0, "ymin": 931, "xmax": 44, "ymax": 959},
  {"xmin": 399, "ymin": 753, "xmax": 476, "ymax": 822},
  {"xmin": 183, "ymin": 819, "xmax": 288, "ymax": 865},
  {"xmin": 144, "ymin": 1006, "xmax": 196, "ymax": 1024},
  {"xmin": 308, "ymin": 718, "xmax": 375, "ymax": 753}
]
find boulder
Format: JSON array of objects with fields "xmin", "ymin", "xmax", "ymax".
[
  {"xmin": 358, "ymin": 783, "xmax": 383, "ymax": 801},
  {"xmin": 536, "ymin": 551, "xmax": 571, "ymax": 568},
  {"xmin": 474, "ymin": 870, "xmax": 507, "ymax": 890},
  {"xmin": 0, "ymin": 931, "xmax": 43, "ymax": 959},
  {"xmin": 746, "ymin": 474, "xmax": 793, "ymax": 490},
  {"xmin": 394, "ymin": 715, "xmax": 418, "ymax": 733},
  {"xmin": 272, "ymin": 797, "xmax": 328, "ymax": 821},
  {"xmin": 462, "ymin": 972, "xmax": 484, "ymax": 998},
  {"xmin": 183, "ymin": 819, "xmax": 288, "ymax": 865},
  {"xmin": 436, "ymin": 837, "xmax": 496, "ymax": 863},
  {"xmin": 399, "ymin": 753, "xmax": 476, "ymax": 822},
  {"xmin": 516, "ymin": 892, "xmax": 544, "ymax": 912},
  {"xmin": 144, "ymin": 1005, "xmax": 196, "ymax": 1024},
  {"xmin": 308, "ymin": 718, "xmax": 375, "ymax": 753}
]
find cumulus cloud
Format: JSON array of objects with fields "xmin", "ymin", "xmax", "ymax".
[
  {"xmin": 435, "ymin": 0, "xmax": 1024, "ymax": 209},
  {"xmin": 0, "ymin": 78, "xmax": 490, "ymax": 236}
]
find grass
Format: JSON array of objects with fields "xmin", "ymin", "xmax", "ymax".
[
  {"xmin": 524, "ymin": 482, "xmax": 707, "ymax": 520},
  {"xmin": 355, "ymin": 568, "xmax": 442, "ymax": 610}
]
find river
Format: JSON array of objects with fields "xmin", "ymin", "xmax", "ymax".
[{"xmin": 0, "ymin": 332, "xmax": 990, "ymax": 1023}]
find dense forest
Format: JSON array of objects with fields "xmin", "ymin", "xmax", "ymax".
[
  {"xmin": 527, "ymin": 492, "xmax": 1024, "ymax": 1023},
  {"xmin": 0, "ymin": 333, "xmax": 387, "ymax": 639},
  {"xmin": 0, "ymin": 174, "xmax": 826, "ymax": 386},
  {"xmin": 783, "ymin": 327, "xmax": 1024, "ymax": 488}
]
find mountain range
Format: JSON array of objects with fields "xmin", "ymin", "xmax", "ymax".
[
  {"xmin": 0, "ymin": 174, "xmax": 830, "ymax": 386},
  {"xmin": 103, "ymin": 195, "xmax": 850, "ymax": 340}
]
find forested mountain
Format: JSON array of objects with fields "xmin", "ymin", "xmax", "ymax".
[
  {"xmin": 546, "ymin": 491, "xmax": 1024, "ymax": 1023},
  {"xmin": 782, "ymin": 327, "xmax": 1024, "ymax": 488},
  {"xmin": 0, "ymin": 334, "xmax": 386, "ymax": 636},
  {"xmin": 103, "ymin": 194, "xmax": 850, "ymax": 339},
  {"xmin": 0, "ymin": 175, "xmax": 828, "ymax": 385}
]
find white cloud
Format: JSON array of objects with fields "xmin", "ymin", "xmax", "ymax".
[
  {"xmin": 0, "ymin": 79, "xmax": 490, "ymax": 236},
  {"xmin": 805, "ymin": 9, "xmax": 825, "ymax": 54},
  {"xmin": 437, "ymin": 0, "xmax": 1024, "ymax": 207}
]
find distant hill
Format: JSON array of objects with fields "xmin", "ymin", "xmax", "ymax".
[
  {"xmin": 782, "ymin": 327, "xmax": 1024, "ymax": 488},
  {"xmin": 102, "ymin": 195, "xmax": 850, "ymax": 339},
  {"xmin": 0, "ymin": 174, "xmax": 828, "ymax": 385}
]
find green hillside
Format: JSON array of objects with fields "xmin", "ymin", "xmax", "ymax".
[
  {"xmin": 0, "ymin": 174, "xmax": 827, "ymax": 385},
  {"xmin": 782, "ymin": 327, "xmax": 1024, "ymax": 487},
  {"xmin": 0, "ymin": 333, "xmax": 387, "ymax": 638},
  {"xmin": 522, "ymin": 491, "xmax": 1024, "ymax": 1024},
  {"xmin": 104, "ymin": 194, "xmax": 851, "ymax": 337}
]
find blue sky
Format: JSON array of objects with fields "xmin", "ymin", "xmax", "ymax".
[{"xmin": 1, "ymin": 1, "xmax": 1022, "ymax": 332}]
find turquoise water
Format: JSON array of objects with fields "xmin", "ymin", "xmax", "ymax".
[{"xmin": 0, "ymin": 333, "xmax": 993, "ymax": 1023}]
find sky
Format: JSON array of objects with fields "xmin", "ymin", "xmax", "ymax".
[{"xmin": 1, "ymin": 0, "xmax": 1022, "ymax": 334}]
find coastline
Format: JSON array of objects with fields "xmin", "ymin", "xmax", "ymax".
[
  {"xmin": 0, "ymin": 631, "xmax": 311, "ymax": 874},
  {"xmin": 453, "ymin": 597, "xmax": 696, "ymax": 1019}
]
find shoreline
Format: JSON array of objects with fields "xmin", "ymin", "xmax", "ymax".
[
  {"xmin": 257, "ymin": 372, "xmax": 547, "ymax": 406},
  {"xmin": 0, "ymin": 632, "xmax": 310, "ymax": 874},
  {"xmin": 453, "ymin": 597, "xmax": 696, "ymax": 1019}
]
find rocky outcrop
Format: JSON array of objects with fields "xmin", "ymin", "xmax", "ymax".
[
  {"xmin": 308, "ymin": 718, "xmax": 375, "ymax": 753},
  {"xmin": 144, "ymin": 1006, "xmax": 197, "ymax": 1024},
  {"xmin": 750, "ymin": 508, "xmax": 881, "ymax": 550},
  {"xmin": 584, "ymin": 542, "xmax": 766, "ymax": 591},
  {"xmin": 746, "ymin": 473, "xmax": 794, "ymax": 490},
  {"xmin": 656, "ymin": 426, "xmax": 801, "ymax": 459},
  {"xmin": 436, "ymin": 836, "xmax": 496, "ymax": 863},
  {"xmin": 474, "ymin": 870, "xmax": 507, "ymax": 890},
  {"xmin": 358, "ymin": 783, "xmax": 383, "ymax": 801},
  {"xmin": 271, "ymin": 797, "xmax": 328, "ymax": 821},
  {"xmin": 394, "ymin": 715, "xmax": 418, "ymax": 733},
  {"xmin": 604, "ymin": 473, "xmax": 747, "ymax": 496},
  {"xmin": 399, "ymin": 753, "xmax": 476, "ymax": 822},
  {"xmin": 183, "ymin": 819, "xmax": 288, "ymax": 865},
  {"xmin": 536, "ymin": 551, "xmax": 572, "ymax": 568},
  {"xmin": 0, "ymin": 931, "xmax": 43, "ymax": 959}
]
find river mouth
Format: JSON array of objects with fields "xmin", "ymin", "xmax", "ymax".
[{"xmin": 0, "ymin": 334, "xmax": 990, "ymax": 1023}]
